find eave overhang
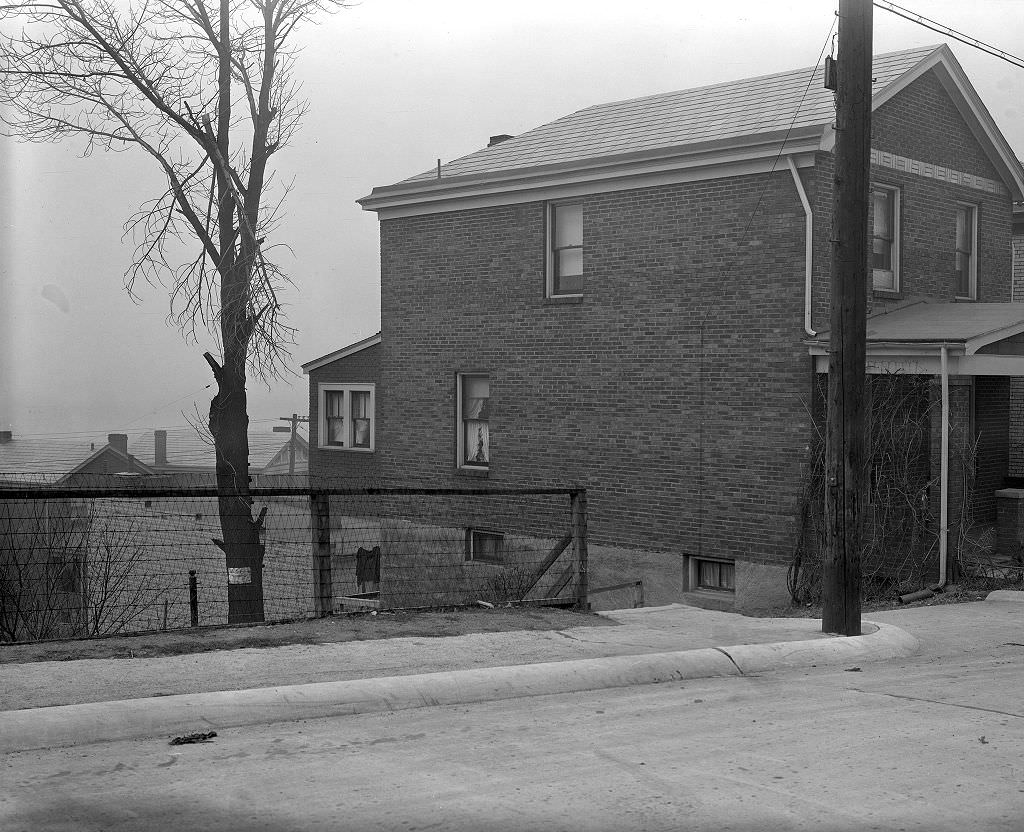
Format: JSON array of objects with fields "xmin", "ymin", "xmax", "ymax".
[
  {"xmin": 302, "ymin": 332, "xmax": 382, "ymax": 374},
  {"xmin": 358, "ymin": 127, "xmax": 824, "ymax": 219}
]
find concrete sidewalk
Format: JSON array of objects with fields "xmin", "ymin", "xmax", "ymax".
[{"xmin": 2, "ymin": 592, "xmax": 1020, "ymax": 753}]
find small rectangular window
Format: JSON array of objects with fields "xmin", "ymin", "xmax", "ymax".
[
  {"xmin": 318, "ymin": 384, "xmax": 375, "ymax": 451},
  {"xmin": 466, "ymin": 529, "xmax": 504, "ymax": 564},
  {"xmin": 547, "ymin": 203, "xmax": 583, "ymax": 297},
  {"xmin": 458, "ymin": 374, "xmax": 490, "ymax": 468},
  {"xmin": 872, "ymin": 187, "xmax": 900, "ymax": 291},
  {"xmin": 955, "ymin": 204, "xmax": 978, "ymax": 299},
  {"xmin": 695, "ymin": 558, "xmax": 735, "ymax": 592}
]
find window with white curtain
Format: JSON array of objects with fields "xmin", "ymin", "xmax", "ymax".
[
  {"xmin": 458, "ymin": 374, "xmax": 490, "ymax": 468},
  {"xmin": 871, "ymin": 187, "xmax": 900, "ymax": 291},
  {"xmin": 318, "ymin": 384, "xmax": 375, "ymax": 450}
]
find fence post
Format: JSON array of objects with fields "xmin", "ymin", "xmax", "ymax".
[
  {"xmin": 311, "ymin": 491, "xmax": 333, "ymax": 616},
  {"xmin": 189, "ymin": 570, "xmax": 198, "ymax": 627},
  {"xmin": 570, "ymin": 489, "xmax": 589, "ymax": 611}
]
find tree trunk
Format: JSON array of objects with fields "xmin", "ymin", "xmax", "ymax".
[{"xmin": 207, "ymin": 350, "xmax": 265, "ymax": 624}]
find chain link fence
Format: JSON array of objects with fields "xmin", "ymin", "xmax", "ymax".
[{"xmin": 0, "ymin": 476, "xmax": 587, "ymax": 643}]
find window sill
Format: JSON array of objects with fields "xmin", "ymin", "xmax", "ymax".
[
  {"xmin": 872, "ymin": 288, "xmax": 901, "ymax": 298},
  {"xmin": 954, "ymin": 295, "xmax": 977, "ymax": 302},
  {"xmin": 454, "ymin": 466, "xmax": 489, "ymax": 478},
  {"xmin": 318, "ymin": 445, "xmax": 375, "ymax": 453},
  {"xmin": 544, "ymin": 294, "xmax": 584, "ymax": 305}
]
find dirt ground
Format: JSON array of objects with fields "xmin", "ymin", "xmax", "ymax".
[{"xmin": 0, "ymin": 605, "xmax": 616, "ymax": 664}]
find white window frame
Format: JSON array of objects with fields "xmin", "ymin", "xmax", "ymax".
[
  {"xmin": 871, "ymin": 186, "xmax": 900, "ymax": 292},
  {"xmin": 546, "ymin": 201, "xmax": 584, "ymax": 298},
  {"xmin": 317, "ymin": 383, "xmax": 375, "ymax": 451},
  {"xmin": 457, "ymin": 373, "xmax": 490, "ymax": 470},
  {"xmin": 955, "ymin": 202, "xmax": 978, "ymax": 300},
  {"xmin": 465, "ymin": 528, "xmax": 504, "ymax": 564}
]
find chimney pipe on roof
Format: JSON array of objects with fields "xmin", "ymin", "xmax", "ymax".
[
  {"xmin": 155, "ymin": 429, "xmax": 168, "ymax": 466},
  {"xmin": 488, "ymin": 134, "xmax": 514, "ymax": 147},
  {"xmin": 0, "ymin": 430, "xmax": 11, "ymax": 444},
  {"xmin": 108, "ymin": 433, "xmax": 128, "ymax": 457}
]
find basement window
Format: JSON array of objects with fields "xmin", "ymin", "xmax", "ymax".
[
  {"xmin": 466, "ymin": 529, "xmax": 504, "ymax": 564},
  {"xmin": 693, "ymin": 558, "xmax": 735, "ymax": 593}
]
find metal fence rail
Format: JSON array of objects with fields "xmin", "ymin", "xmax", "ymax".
[{"xmin": 0, "ymin": 479, "xmax": 588, "ymax": 643}]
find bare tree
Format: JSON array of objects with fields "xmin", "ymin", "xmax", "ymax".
[{"xmin": 0, "ymin": 0, "xmax": 345, "ymax": 621}]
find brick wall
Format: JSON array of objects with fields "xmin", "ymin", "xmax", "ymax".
[
  {"xmin": 307, "ymin": 343, "xmax": 382, "ymax": 484},
  {"xmin": 811, "ymin": 69, "xmax": 1013, "ymax": 330},
  {"xmin": 379, "ymin": 171, "xmax": 813, "ymax": 566},
  {"xmin": 974, "ymin": 376, "xmax": 1010, "ymax": 522},
  {"xmin": 370, "ymin": 66, "xmax": 1015, "ymax": 581},
  {"xmin": 1010, "ymin": 221, "xmax": 1024, "ymax": 475}
]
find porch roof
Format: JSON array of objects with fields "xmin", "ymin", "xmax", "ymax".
[{"xmin": 806, "ymin": 300, "xmax": 1024, "ymax": 376}]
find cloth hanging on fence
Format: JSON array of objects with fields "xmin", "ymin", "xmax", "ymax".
[{"xmin": 356, "ymin": 546, "xmax": 381, "ymax": 588}]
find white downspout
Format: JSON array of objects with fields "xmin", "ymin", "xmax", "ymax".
[
  {"xmin": 787, "ymin": 155, "xmax": 816, "ymax": 337},
  {"xmin": 937, "ymin": 344, "xmax": 949, "ymax": 590}
]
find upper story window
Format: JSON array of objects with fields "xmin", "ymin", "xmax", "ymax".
[
  {"xmin": 872, "ymin": 187, "xmax": 900, "ymax": 292},
  {"xmin": 318, "ymin": 383, "xmax": 375, "ymax": 451},
  {"xmin": 955, "ymin": 203, "xmax": 978, "ymax": 299},
  {"xmin": 457, "ymin": 373, "xmax": 489, "ymax": 469},
  {"xmin": 547, "ymin": 202, "xmax": 583, "ymax": 297}
]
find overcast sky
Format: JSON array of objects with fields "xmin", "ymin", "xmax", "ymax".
[{"xmin": 2, "ymin": 0, "xmax": 1023, "ymax": 444}]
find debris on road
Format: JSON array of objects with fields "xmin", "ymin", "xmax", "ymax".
[{"xmin": 170, "ymin": 731, "xmax": 218, "ymax": 745}]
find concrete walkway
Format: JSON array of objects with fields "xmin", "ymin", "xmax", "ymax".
[{"xmin": 2, "ymin": 592, "xmax": 1019, "ymax": 753}]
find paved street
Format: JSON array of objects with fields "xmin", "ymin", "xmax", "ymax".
[{"xmin": 3, "ymin": 628, "xmax": 1022, "ymax": 832}]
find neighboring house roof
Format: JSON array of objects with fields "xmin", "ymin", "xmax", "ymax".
[
  {"xmin": 302, "ymin": 332, "xmax": 381, "ymax": 373},
  {"xmin": 129, "ymin": 427, "xmax": 308, "ymax": 473},
  {"xmin": 0, "ymin": 436, "xmax": 153, "ymax": 486},
  {"xmin": 359, "ymin": 44, "xmax": 1024, "ymax": 216},
  {"xmin": 260, "ymin": 434, "xmax": 310, "ymax": 475}
]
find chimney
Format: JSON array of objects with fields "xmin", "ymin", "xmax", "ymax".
[
  {"xmin": 0, "ymin": 430, "xmax": 11, "ymax": 444},
  {"xmin": 155, "ymin": 430, "xmax": 168, "ymax": 466},
  {"xmin": 108, "ymin": 433, "xmax": 128, "ymax": 457},
  {"xmin": 488, "ymin": 134, "xmax": 514, "ymax": 147}
]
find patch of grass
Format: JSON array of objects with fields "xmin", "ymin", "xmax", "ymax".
[{"xmin": 0, "ymin": 604, "xmax": 615, "ymax": 664}]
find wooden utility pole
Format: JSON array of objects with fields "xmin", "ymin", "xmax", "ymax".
[
  {"xmin": 274, "ymin": 413, "xmax": 309, "ymax": 475},
  {"xmin": 823, "ymin": 0, "xmax": 872, "ymax": 636}
]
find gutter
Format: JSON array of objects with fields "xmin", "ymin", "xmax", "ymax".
[{"xmin": 786, "ymin": 155, "xmax": 815, "ymax": 337}]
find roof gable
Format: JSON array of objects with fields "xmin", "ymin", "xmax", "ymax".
[{"xmin": 302, "ymin": 332, "xmax": 381, "ymax": 373}]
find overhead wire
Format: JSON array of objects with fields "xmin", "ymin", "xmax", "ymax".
[{"xmin": 874, "ymin": 1, "xmax": 1024, "ymax": 70}]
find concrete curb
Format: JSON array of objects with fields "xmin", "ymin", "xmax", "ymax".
[
  {"xmin": 986, "ymin": 590, "xmax": 1024, "ymax": 603},
  {"xmin": 0, "ymin": 622, "xmax": 918, "ymax": 754}
]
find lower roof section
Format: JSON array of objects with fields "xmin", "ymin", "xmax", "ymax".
[{"xmin": 806, "ymin": 300, "xmax": 1024, "ymax": 376}]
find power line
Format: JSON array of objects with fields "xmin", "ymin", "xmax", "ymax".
[{"xmin": 875, "ymin": 1, "xmax": 1024, "ymax": 70}]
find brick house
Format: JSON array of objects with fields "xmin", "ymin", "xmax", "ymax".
[{"xmin": 310, "ymin": 45, "xmax": 1024, "ymax": 610}]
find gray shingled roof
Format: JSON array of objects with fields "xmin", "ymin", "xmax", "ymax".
[
  {"xmin": 129, "ymin": 427, "xmax": 305, "ymax": 471},
  {"xmin": 810, "ymin": 300, "xmax": 1024, "ymax": 346},
  {"xmin": 0, "ymin": 437, "xmax": 110, "ymax": 481},
  {"xmin": 399, "ymin": 45, "xmax": 940, "ymax": 184}
]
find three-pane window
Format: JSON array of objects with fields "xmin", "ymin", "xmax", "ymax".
[
  {"xmin": 871, "ymin": 187, "xmax": 899, "ymax": 291},
  {"xmin": 319, "ymin": 384, "xmax": 375, "ymax": 450},
  {"xmin": 548, "ymin": 203, "xmax": 583, "ymax": 296},
  {"xmin": 955, "ymin": 204, "xmax": 977, "ymax": 299},
  {"xmin": 458, "ymin": 374, "xmax": 490, "ymax": 468}
]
